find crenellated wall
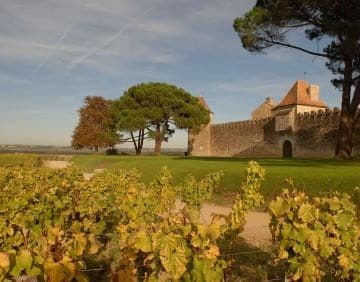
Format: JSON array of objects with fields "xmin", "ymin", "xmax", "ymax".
[
  {"xmin": 294, "ymin": 108, "xmax": 360, "ymax": 157},
  {"xmin": 190, "ymin": 107, "xmax": 360, "ymax": 157},
  {"xmin": 293, "ymin": 108, "xmax": 340, "ymax": 157},
  {"xmin": 210, "ymin": 118, "xmax": 272, "ymax": 156}
]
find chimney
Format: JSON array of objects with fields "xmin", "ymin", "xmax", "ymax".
[
  {"xmin": 266, "ymin": 97, "xmax": 274, "ymax": 105},
  {"xmin": 308, "ymin": 85, "xmax": 320, "ymax": 101}
]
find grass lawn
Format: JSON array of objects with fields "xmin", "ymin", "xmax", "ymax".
[
  {"xmin": 1, "ymin": 153, "xmax": 358, "ymax": 205},
  {"xmin": 71, "ymin": 154, "xmax": 360, "ymax": 204}
]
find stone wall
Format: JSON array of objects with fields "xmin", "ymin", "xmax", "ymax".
[
  {"xmin": 293, "ymin": 109, "xmax": 340, "ymax": 157},
  {"xmin": 190, "ymin": 108, "xmax": 360, "ymax": 158},
  {"xmin": 189, "ymin": 120, "xmax": 212, "ymax": 156},
  {"xmin": 210, "ymin": 118, "xmax": 271, "ymax": 156},
  {"xmin": 251, "ymin": 98, "xmax": 275, "ymax": 120}
]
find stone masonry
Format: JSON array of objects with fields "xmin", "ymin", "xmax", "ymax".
[{"xmin": 189, "ymin": 80, "xmax": 360, "ymax": 157}]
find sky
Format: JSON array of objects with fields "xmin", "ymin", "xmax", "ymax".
[{"xmin": 0, "ymin": 0, "xmax": 342, "ymax": 148}]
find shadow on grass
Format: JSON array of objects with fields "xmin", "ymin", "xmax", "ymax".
[{"xmin": 219, "ymin": 235, "xmax": 285, "ymax": 281}]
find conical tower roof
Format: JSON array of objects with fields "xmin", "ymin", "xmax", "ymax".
[{"xmin": 273, "ymin": 80, "xmax": 327, "ymax": 109}]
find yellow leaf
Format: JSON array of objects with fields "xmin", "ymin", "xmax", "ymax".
[
  {"xmin": 135, "ymin": 231, "xmax": 152, "ymax": 252},
  {"xmin": 204, "ymin": 245, "xmax": 220, "ymax": 259},
  {"xmin": 45, "ymin": 262, "xmax": 67, "ymax": 282},
  {"xmin": 74, "ymin": 233, "xmax": 87, "ymax": 256},
  {"xmin": 48, "ymin": 227, "xmax": 61, "ymax": 245},
  {"xmin": 88, "ymin": 234, "xmax": 101, "ymax": 254},
  {"xmin": 278, "ymin": 249, "xmax": 288, "ymax": 259},
  {"xmin": 62, "ymin": 260, "xmax": 76, "ymax": 277},
  {"xmin": 338, "ymin": 254, "xmax": 351, "ymax": 271},
  {"xmin": 0, "ymin": 252, "xmax": 10, "ymax": 270}
]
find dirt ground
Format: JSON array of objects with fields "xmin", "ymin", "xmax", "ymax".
[
  {"xmin": 196, "ymin": 202, "xmax": 271, "ymax": 249},
  {"xmin": 43, "ymin": 160, "xmax": 272, "ymax": 249},
  {"xmin": 42, "ymin": 160, "xmax": 71, "ymax": 169}
]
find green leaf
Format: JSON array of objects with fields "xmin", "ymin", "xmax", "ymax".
[
  {"xmin": 269, "ymin": 197, "xmax": 286, "ymax": 217},
  {"xmin": 334, "ymin": 213, "xmax": 352, "ymax": 230},
  {"xmin": 153, "ymin": 233, "xmax": 189, "ymax": 279},
  {"xmin": 191, "ymin": 258, "xmax": 224, "ymax": 282},
  {"xmin": 198, "ymin": 223, "xmax": 221, "ymax": 241},
  {"xmin": 135, "ymin": 231, "xmax": 152, "ymax": 252},
  {"xmin": 16, "ymin": 249, "xmax": 33, "ymax": 271},
  {"xmin": 27, "ymin": 266, "xmax": 42, "ymax": 276},
  {"xmin": 298, "ymin": 203, "xmax": 318, "ymax": 223}
]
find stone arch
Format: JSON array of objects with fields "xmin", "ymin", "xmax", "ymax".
[{"xmin": 283, "ymin": 140, "xmax": 293, "ymax": 158}]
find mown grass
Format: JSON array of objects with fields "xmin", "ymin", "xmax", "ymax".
[
  {"xmin": 1, "ymin": 153, "xmax": 359, "ymax": 205},
  {"xmin": 71, "ymin": 154, "xmax": 360, "ymax": 204}
]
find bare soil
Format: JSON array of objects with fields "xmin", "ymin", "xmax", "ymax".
[
  {"xmin": 42, "ymin": 160, "xmax": 71, "ymax": 169},
  {"xmin": 201, "ymin": 204, "xmax": 271, "ymax": 249}
]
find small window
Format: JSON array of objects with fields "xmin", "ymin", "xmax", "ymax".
[
  {"xmin": 199, "ymin": 145, "xmax": 204, "ymax": 151},
  {"xmin": 275, "ymin": 115, "xmax": 290, "ymax": 131}
]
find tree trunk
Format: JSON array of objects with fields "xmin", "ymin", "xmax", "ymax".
[
  {"xmin": 154, "ymin": 124, "xmax": 162, "ymax": 155},
  {"xmin": 187, "ymin": 129, "xmax": 194, "ymax": 156},
  {"xmin": 335, "ymin": 58, "xmax": 353, "ymax": 159},
  {"xmin": 335, "ymin": 112, "xmax": 353, "ymax": 158},
  {"xmin": 95, "ymin": 145, "xmax": 99, "ymax": 152}
]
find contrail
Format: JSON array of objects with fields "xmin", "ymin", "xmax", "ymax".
[
  {"xmin": 68, "ymin": 6, "xmax": 155, "ymax": 71},
  {"xmin": 32, "ymin": 24, "xmax": 72, "ymax": 79}
]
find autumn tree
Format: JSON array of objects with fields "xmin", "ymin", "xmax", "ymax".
[
  {"xmin": 112, "ymin": 82, "xmax": 210, "ymax": 155},
  {"xmin": 72, "ymin": 96, "xmax": 119, "ymax": 152},
  {"xmin": 234, "ymin": 0, "xmax": 360, "ymax": 158}
]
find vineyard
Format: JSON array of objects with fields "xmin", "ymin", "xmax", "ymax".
[{"xmin": 0, "ymin": 155, "xmax": 359, "ymax": 281}]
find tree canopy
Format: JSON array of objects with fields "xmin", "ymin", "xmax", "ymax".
[
  {"xmin": 112, "ymin": 82, "xmax": 210, "ymax": 155},
  {"xmin": 234, "ymin": 0, "xmax": 360, "ymax": 158},
  {"xmin": 72, "ymin": 96, "xmax": 118, "ymax": 152}
]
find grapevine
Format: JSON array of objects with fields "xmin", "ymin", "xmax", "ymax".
[
  {"xmin": 0, "ymin": 160, "xmax": 267, "ymax": 281},
  {"xmin": 270, "ymin": 186, "xmax": 360, "ymax": 281}
]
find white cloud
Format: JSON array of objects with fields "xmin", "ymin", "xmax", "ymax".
[{"xmin": 0, "ymin": 0, "xmax": 255, "ymax": 77}]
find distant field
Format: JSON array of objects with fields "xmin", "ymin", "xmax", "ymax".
[
  {"xmin": 71, "ymin": 155, "xmax": 360, "ymax": 203},
  {"xmin": 1, "ymin": 153, "xmax": 359, "ymax": 205}
]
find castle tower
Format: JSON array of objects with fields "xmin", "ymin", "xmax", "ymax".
[
  {"xmin": 272, "ymin": 80, "xmax": 327, "ymax": 115},
  {"xmin": 188, "ymin": 96, "xmax": 212, "ymax": 156},
  {"xmin": 271, "ymin": 80, "xmax": 328, "ymax": 131},
  {"xmin": 251, "ymin": 97, "xmax": 277, "ymax": 120}
]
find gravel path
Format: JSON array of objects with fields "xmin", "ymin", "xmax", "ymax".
[
  {"xmin": 42, "ymin": 160, "xmax": 71, "ymax": 169},
  {"xmin": 200, "ymin": 203, "xmax": 271, "ymax": 249}
]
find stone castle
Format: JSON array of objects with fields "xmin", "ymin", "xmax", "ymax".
[{"xmin": 189, "ymin": 80, "xmax": 360, "ymax": 157}]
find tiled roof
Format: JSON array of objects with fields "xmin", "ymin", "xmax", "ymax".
[{"xmin": 273, "ymin": 80, "xmax": 327, "ymax": 109}]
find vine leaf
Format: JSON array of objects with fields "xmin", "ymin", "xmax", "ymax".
[
  {"xmin": 0, "ymin": 252, "xmax": 10, "ymax": 270},
  {"xmin": 298, "ymin": 204, "xmax": 318, "ymax": 223},
  {"xmin": 153, "ymin": 233, "xmax": 189, "ymax": 279},
  {"xmin": 135, "ymin": 231, "xmax": 152, "ymax": 252},
  {"xmin": 74, "ymin": 233, "xmax": 87, "ymax": 256}
]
